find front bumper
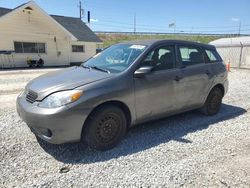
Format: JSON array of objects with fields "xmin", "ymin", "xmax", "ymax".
[{"xmin": 16, "ymin": 95, "xmax": 89, "ymax": 144}]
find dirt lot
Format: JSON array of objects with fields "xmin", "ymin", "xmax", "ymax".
[{"xmin": 0, "ymin": 68, "xmax": 249, "ymax": 187}]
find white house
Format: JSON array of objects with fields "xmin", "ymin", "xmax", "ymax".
[
  {"xmin": 0, "ymin": 1, "xmax": 103, "ymax": 68},
  {"xmin": 210, "ymin": 37, "xmax": 250, "ymax": 69}
]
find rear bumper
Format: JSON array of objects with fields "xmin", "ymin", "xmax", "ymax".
[{"xmin": 16, "ymin": 95, "xmax": 89, "ymax": 144}]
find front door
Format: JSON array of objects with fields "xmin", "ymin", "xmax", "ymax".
[{"xmin": 134, "ymin": 45, "xmax": 181, "ymax": 122}]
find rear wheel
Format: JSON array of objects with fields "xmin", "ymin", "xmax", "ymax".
[
  {"xmin": 84, "ymin": 105, "xmax": 127, "ymax": 151},
  {"xmin": 200, "ymin": 87, "xmax": 223, "ymax": 116}
]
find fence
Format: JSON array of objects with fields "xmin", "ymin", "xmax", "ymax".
[
  {"xmin": 0, "ymin": 51, "xmax": 15, "ymax": 68},
  {"xmin": 215, "ymin": 44, "xmax": 250, "ymax": 69}
]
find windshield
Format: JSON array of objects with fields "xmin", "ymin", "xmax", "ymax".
[{"xmin": 83, "ymin": 44, "xmax": 147, "ymax": 73}]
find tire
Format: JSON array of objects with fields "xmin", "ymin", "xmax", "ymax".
[
  {"xmin": 200, "ymin": 87, "xmax": 223, "ymax": 116},
  {"xmin": 84, "ymin": 105, "xmax": 127, "ymax": 151}
]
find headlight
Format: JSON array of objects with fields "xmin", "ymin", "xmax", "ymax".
[{"xmin": 38, "ymin": 90, "xmax": 83, "ymax": 108}]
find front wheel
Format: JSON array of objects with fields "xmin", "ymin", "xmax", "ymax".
[
  {"xmin": 84, "ymin": 105, "xmax": 127, "ymax": 151},
  {"xmin": 200, "ymin": 87, "xmax": 223, "ymax": 116}
]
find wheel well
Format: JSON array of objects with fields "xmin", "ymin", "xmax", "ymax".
[
  {"xmin": 213, "ymin": 84, "xmax": 225, "ymax": 96},
  {"xmin": 83, "ymin": 100, "xmax": 132, "ymax": 130}
]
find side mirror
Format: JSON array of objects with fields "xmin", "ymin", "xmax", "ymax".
[{"xmin": 134, "ymin": 66, "xmax": 153, "ymax": 78}]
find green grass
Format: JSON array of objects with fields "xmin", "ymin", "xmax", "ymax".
[{"xmin": 97, "ymin": 33, "xmax": 223, "ymax": 47}]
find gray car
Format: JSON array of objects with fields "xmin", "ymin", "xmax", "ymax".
[{"xmin": 17, "ymin": 40, "xmax": 228, "ymax": 150}]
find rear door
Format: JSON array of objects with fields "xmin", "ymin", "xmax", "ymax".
[{"xmin": 175, "ymin": 44, "xmax": 212, "ymax": 110}]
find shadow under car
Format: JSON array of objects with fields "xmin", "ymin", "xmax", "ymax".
[{"xmin": 37, "ymin": 103, "xmax": 246, "ymax": 164}]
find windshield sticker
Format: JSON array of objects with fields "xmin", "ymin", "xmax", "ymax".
[{"xmin": 129, "ymin": 45, "xmax": 146, "ymax": 50}]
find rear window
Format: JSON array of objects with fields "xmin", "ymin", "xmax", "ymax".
[
  {"xmin": 179, "ymin": 46, "xmax": 205, "ymax": 67},
  {"xmin": 205, "ymin": 49, "xmax": 221, "ymax": 63}
]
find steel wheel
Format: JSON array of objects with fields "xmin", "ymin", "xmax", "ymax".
[
  {"xmin": 200, "ymin": 87, "xmax": 223, "ymax": 116},
  {"xmin": 84, "ymin": 105, "xmax": 127, "ymax": 151},
  {"xmin": 95, "ymin": 113, "xmax": 120, "ymax": 144}
]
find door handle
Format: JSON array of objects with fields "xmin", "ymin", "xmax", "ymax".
[{"xmin": 174, "ymin": 75, "xmax": 181, "ymax": 81}]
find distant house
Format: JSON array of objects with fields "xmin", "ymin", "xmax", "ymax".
[{"xmin": 0, "ymin": 1, "xmax": 102, "ymax": 68}]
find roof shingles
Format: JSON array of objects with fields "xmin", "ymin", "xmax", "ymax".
[
  {"xmin": 0, "ymin": 7, "xmax": 11, "ymax": 17},
  {"xmin": 51, "ymin": 15, "xmax": 101, "ymax": 42},
  {"xmin": 0, "ymin": 7, "xmax": 101, "ymax": 43}
]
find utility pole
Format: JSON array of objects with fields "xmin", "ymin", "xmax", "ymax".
[
  {"xmin": 134, "ymin": 13, "xmax": 136, "ymax": 34},
  {"xmin": 174, "ymin": 21, "xmax": 176, "ymax": 33},
  {"xmin": 232, "ymin": 18, "xmax": 241, "ymax": 37},
  {"xmin": 238, "ymin": 21, "xmax": 241, "ymax": 36},
  {"xmin": 79, "ymin": 1, "xmax": 82, "ymax": 20},
  {"xmin": 79, "ymin": 1, "xmax": 84, "ymax": 20}
]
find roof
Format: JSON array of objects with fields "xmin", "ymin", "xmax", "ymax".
[
  {"xmin": 120, "ymin": 39, "xmax": 215, "ymax": 49},
  {"xmin": 0, "ymin": 7, "xmax": 11, "ymax": 16},
  {"xmin": 210, "ymin": 37, "xmax": 250, "ymax": 47},
  {"xmin": 0, "ymin": 6, "xmax": 102, "ymax": 43},
  {"xmin": 51, "ymin": 15, "xmax": 102, "ymax": 42}
]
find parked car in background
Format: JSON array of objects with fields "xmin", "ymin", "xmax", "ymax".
[{"xmin": 17, "ymin": 40, "xmax": 228, "ymax": 151}]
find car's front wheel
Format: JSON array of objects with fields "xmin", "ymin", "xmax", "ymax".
[
  {"xmin": 200, "ymin": 87, "xmax": 223, "ymax": 116},
  {"xmin": 84, "ymin": 105, "xmax": 127, "ymax": 151}
]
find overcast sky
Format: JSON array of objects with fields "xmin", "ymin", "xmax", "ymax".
[{"xmin": 0, "ymin": 0, "xmax": 250, "ymax": 34}]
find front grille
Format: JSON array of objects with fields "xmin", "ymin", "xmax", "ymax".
[{"xmin": 26, "ymin": 90, "xmax": 38, "ymax": 103}]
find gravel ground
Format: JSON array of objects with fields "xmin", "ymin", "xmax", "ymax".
[
  {"xmin": 0, "ymin": 68, "xmax": 249, "ymax": 187},
  {"xmin": 0, "ymin": 68, "xmax": 60, "ymax": 95}
]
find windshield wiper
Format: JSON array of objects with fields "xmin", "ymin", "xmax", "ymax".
[
  {"xmin": 90, "ymin": 66, "xmax": 110, "ymax": 73},
  {"xmin": 81, "ymin": 65, "xmax": 91, "ymax": 69}
]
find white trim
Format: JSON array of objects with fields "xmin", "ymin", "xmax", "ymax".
[{"xmin": 0, "ymin": 1, "xmax": 77, "ymax": 41}]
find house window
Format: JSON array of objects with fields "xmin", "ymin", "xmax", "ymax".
[
  {"xmin": 14, "ymin": 42, "xmax": 23, "ymax": 53},
  {"xmin": 72, "ymin": 45, "xmax": 85, "ymax": 52},
  {"xmin": 14, "ymin": 42, "xmax": 46, "ymax": 53}
]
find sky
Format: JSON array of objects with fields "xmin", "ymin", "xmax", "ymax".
[{"xmin": 0, "ymin": 0, "xmax": 250, "ymax": 34}]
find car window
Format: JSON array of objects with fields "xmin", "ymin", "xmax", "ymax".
[
  {"xmin": 205, "ymin": 49, "xmax": 219, "ymax": 62},
  {"xmin": 84, "ymin": 44, "xmax": 147, "ymax": 73},
  {"xmin": 179, "ymin": 46, "xmax": 205, "ymax": 67},
  {"xmin": 141, "ymin": 45, "xmax": 175, "ymax": 71}
]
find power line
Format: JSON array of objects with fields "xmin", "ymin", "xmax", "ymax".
[
  {"xmin": 95, "ymin": 19, "xmax": 250, "ymax": 29},
  {"xmin": 92, "ymin": 22, "xmax": 250, "ymax": 33}
]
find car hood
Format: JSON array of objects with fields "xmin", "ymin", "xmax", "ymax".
[{"xmin": 26, "ymin": 66, "xmax": 113, "ymax": 100}]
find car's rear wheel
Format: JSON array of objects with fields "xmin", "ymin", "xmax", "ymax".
[
  {"xmin": 200, "ymin": 87, "xmax": 223, "ymax": 116},
  {"xmin": 84, "ymin": 105, "xmax": 127, "ymax": 151}
]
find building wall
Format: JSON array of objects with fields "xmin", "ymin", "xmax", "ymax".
[
  {"xmin": 70, "ymin": 41, "xmax": 99, "ymax": 63},
  {"xmin": 0, "ymin": 8, "xmax": 99, "ymax": 68}
]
